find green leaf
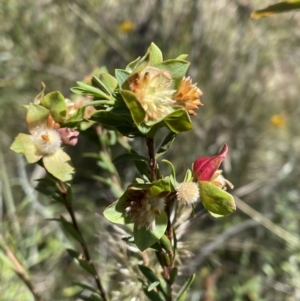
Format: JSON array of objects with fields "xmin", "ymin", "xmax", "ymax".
[
  {"xmin": 64, "ymin": 106, "xmax": 86, "ymax": 125},
  {"xmin": 92, "ymin": 74, "xmax": 118, "ymax": 95},
  {"xmin": 41, "ymin": 91, "xmax": 67, "ymax": 123},
  {"xmin": 148, "ymin": 281, "xmax": 160, "ymax": 292},
  {"xmin": 208, "ymin": 211, "xmax": 224, "ymax": 218},
  {"xmin": 26, "ymin": 103, "xmax": 50, "ymax": 132},
  {"xmin": 130, "ymin": 149, "xmax": 150, "ymax": 177},
  {"xmin": 147, "ymin": 42, "xmax": 163, "ymax": 64},
  {"xmin": 67, "ymin": 249, "xmax": 97, "ymax": 276},
  {"xmin": 159, "ymin": 234, "xmax": 172, "ymax": 252},
  {"xmin": 161, "ymin": 160, "xmax": 176, "ymax": 189},
  {"xmin": 103, "ymin": 199, "xmax": 130, "ymax": 225},
  {"xmin": 175, "ymin": 274, "xmax": 195, "ymax": 301},
  {"xmin": 121, "ymin": 90, "xmax": 146, "ymax": 125},
  {"xmin": 138, "ymin": 265, "xmax": 160, "ymax": 284},
  {"xmin": 164, "ymin": 109, "xmax": 192, "ymax": 133},
  {"xmin": 142, "ymin": 289, "xmax": 165, "ymax": 301},
  {"xmin": 10, "ymin": 133, "xmax": 41, "ymax": 163},
  {"xmin": 170, "ymin": 267, "xmax": 178, "ymax": 285},
  {"xmin": 71, "ymin": 81, "xmax": 111, "ymax": 100},
  {"xmin": 73, "ymin": 282, "xmax": 98, "ymax": 294},
  {"xmin": 115, "ymin": 69, "xmax": 130, "ymax": 87},
  {"xmin": 199, "ymin": 181, "xmax": 236, "ymax": 216},
  {"xmin": 59, "ymin": 215, "xmax": 83, "ymax": 243},
  {"xmin": 156, "ymin": 131, "xmax": 177, "ymax": 158},
  {"xmin": 43, "ymin": 149, "xmax": 74, "ymax": 182},
  {"xmin": 90, "ymin": 110, "xmax": 130, "ymax": 127},
  {"xmin": 113, "ymin": 152, "xmax": 149, "ymax": 163},
  {"xmin": 134, "ymin": 211, "xmax": 168, "ymax": 251},
  {"xmin": 126, "ymin": 56, "xmax": 142, "ymax": 72},
  {"xmin": 176, "ymin": 54, "xmax": 188, "ymax": 60},
  {"xmin": 183, "ymin": 169, "xmax": 193, "ymax": 182},
  {"xmin": 155, "ymin": 60, "xmax": 190, "ymax": 83},
  {"xmin": 251, "ymin": 1, "xmax": 300, "ymax": 18},
  {"xmin": 149, "ymin": 178, "xmax": 171, "ymax": 196}
]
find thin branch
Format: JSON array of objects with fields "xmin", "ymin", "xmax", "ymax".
[
  {"xmin": 145, "ymin": 137, "xmax": 157, "ymax": 181},
  {"xmin": 0, "ymin": 234, "xmax": 44, "ymax": 301},
  {"xmin": 58, "ymin": 181, "xmax": 108, "ymax": 301}
]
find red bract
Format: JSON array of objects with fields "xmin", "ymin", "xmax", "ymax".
[{"xmin": 193, "ymin": 144, "xmax": 228, "ymax": 181}]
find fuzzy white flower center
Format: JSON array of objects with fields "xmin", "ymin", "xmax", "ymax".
[
  {"xmin": 32, "ymin": 126, "xmax": 61, "ymax": 156},
  {"xmin": 176, "ymin": 182, "xmax": 200, "ymax": 205}
]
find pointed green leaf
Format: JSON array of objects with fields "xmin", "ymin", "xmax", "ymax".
[
  {"xmin": 149, "ymin": 178, "xmax": 171, "ymax": 196},
  {"xmin": 41, "ymin": 91, "xmax": 67, "ymax": 123},
  {"xmin": 155, "ymin": 60, "xmax": 190, "ymax": 82},
  {"xmin": 251, "ymin": 1, "xmax": 300, "ymax": 18},
  {"xmin": 176, "ymin": 54, "xmax": 188, "ymax": 60},
  {"xmin": 148, "ymin": 42, "xmax": 163, "ymax": 64},
  {"xmin": 156, "ymin": 131, "xmax": 177, "ymax": 158},
  {"xmin": 138, "ymin": 265, "xmax": 160, "ymax": 284},
  {"xmin": 134, "ymin": 211, "xmax": 168, "ymax": 251},
  {"xmin": 161, "ymin": 159, "xmax": 176, "ymax": 189},
  {"xmin": 121, "ymin": 90, "xmax": 146, "ymax": 125},
  {"xmin": 199, "ymin": 181, "xmax": 236, "ymax": 216},
  {"xmin": 90, "ymin": 110, "xmax": 129, "ymax": 127},
  {"xmin": 60, "ymin": 216, "xmax": 83, "ymax": 243},
  {"xmin": 10, "ymin": 133, "xmax": 41, "ymax": 163},
  {"xmin": 67, "ymin": 249, "xmax": 97, "ymax": 276},
  {"xmin": 142, "ymin": 289, "xmax": 165, "ymax": 301},
  {"xmin": 175, "ymin": 274, "xmax": 195, "ymax": 301},
  {"xmin": 170, "ymin": 267, "xmax": 178, "ymax": 285},
  {"xmin": 92, "ymin": 74, "xmax": 117, "ymax": 95},
  {"xmin": 73, "ymin": 282, "xmax": 98, "ymax": 294},
  {"xmin": 71, "ymin": 82, "xmax": 110, "ymax": 100},
  {"xmin": 148, "ymin": 281, "xmax": 160, "ymax": 292},
  {"xmin": 115, "ymin": 69, "xmax": 130, "ymax": 87},
  {"xmin": 64, "ymin": 106, "xmax": 86, "ymax": 125},
  {"xmin": 126, "ymin": 56, "xmax": 142, "ymax": 72},
  {"xmin": 164, "ymin": 109, "xmax": 192, "ymax": 133},
  {"xmin": 103, "ymin": 199, "xmax": 131, "ymax": 224},
  {"xmin": 26, "ymin": 103, "xmax": 50, "ymax": 133},
  {"xmin": 43, "ymin": 149, "xmax": 74, "ymax": 182},
  {"xmin": 183, "ymin": 169, "xmax": 193, "ymax": 182},
  {"xmin": 113, "ymin": 152, "xmax": 149, "ymax": 163}
]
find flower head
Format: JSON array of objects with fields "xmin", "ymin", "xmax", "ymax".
[
  {"xmin": 32, "ymin": 125, "xmax": 62, "ymax": 156},
  {"xmin": 270, "ymin": 114, "xmax": 286, "ymax": 128},
  {"xmin": 174, "ymin": 76, "xmax": 203, "ymax": 115},
  {"xmin": 128, "ymin": 66, "xmax": 176, "ymax": 122},
  {"xmin": 125, "ymin": 190, "xmax": 166, "ymax": 230},
  {"xmin": 176, "ymin": 182, "xmax": 200, "ymax": 205},
  {"xmin": 118, "ymin": 21, "xmax": 135, "ymax": 33},
  {"xmin": 10, "ymin": 104, "xmax": 74, "ymax": 182},
  {"xmin": 193, "ymin": 144, "xmax": 233, "ymax": 190}
]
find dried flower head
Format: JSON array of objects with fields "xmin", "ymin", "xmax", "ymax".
[
  {"xmin": 174, "ymin": 76, "xmax": 203, "ymax": 115},
  {"xmin": 128, "ymin": 66, "xmax": 176, "ymax": 122},
  {"xmin": 176, "ymin": 182, "xmax": 200, "ymax": 205},
  {"xmin": 210, "ymin": 170, "xmax": 234, "ymax": 190},
  {"xmin": 125, "ymin": 190, "xmax": 166, "ymax": 230}
]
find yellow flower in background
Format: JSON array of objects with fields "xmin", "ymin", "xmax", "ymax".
[
  {"xmin": 270, "ymin": 114, "xmax": 286, "ymax": 128},
  {"xmin": 118, "ymin": 21, "xmax": 135, "ymax": 33}
]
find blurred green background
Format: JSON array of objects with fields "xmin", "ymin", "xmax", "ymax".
[{"xmin": 1, "ymin": 0, "xmax": 300, "ymax": 300}]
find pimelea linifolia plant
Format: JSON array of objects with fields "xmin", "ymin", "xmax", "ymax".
[{"xmin": 11, "ymin": 43, "xmax": 236, "ymax": 301}]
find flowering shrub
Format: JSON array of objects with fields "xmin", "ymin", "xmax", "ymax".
[{"xmin": 10, "ymin": 43, "xmax": 235, "ymax": 301}]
